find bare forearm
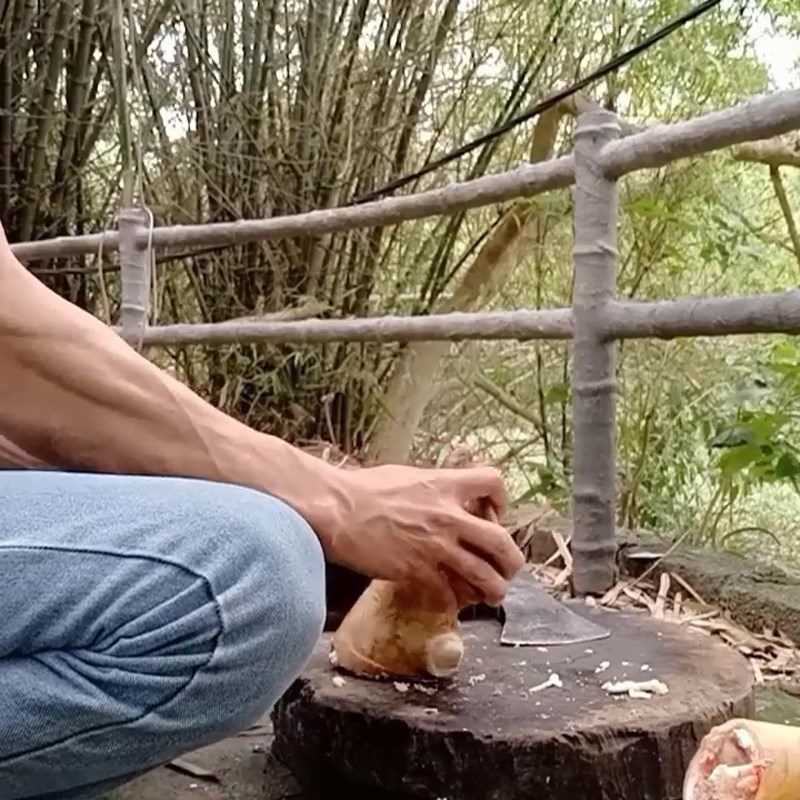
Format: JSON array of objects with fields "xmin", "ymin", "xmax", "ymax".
[{"xmin": 0, "ymin": 252, "xmax": 342, "ymax": 541}]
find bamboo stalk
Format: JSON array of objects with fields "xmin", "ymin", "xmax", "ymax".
[
  {"xmin": 570, "ymin": 109, "xmax": 620, "ymax": 596},
  {"xmin": 0, "ymin": 7, "xmax": 13, "ymax": 219},
  {"xmin": 118, "ymin": 207, "xmax": 151, "ymax": 349},
  {"xmin": 11, "ymin": 231, "xmax": 118, "ymax": 261},
  {"xmin": 17, "ymin": 0, "xmax": 73, "ymax": 242},
  {"xmin": 96, "ymin": 285, "xmax": 800, "ymax": 348},
  {"xmin": 734, "ymin": 138, "xmax": 800, "ymax": 170},
  {"xmin": 684, "ymin": 719, "xmax": 800, "ymax": 800},
  {"xmin": 769, "ymin": 166, "xmax": 800, "ymax": 275},
  {"xmin": 51, "ymin": 0, "xmax": 97, "ymax": 213},
  {"xmin": 600, "ymin": 89, "xmax": 800, "ymax": 178},
  {"xmin": 150, "ymin": 157, "xmax": 578, "ymax": 251},
  {"xmin": 149, "ymin": 89, "xmax": 800, "ymax": 251}
]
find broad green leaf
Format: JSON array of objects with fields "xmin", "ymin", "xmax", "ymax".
[
  {"xmin": 544, "ymin": 384, "xmax": 569, "ymax": 405},
  {"xmin": 775, "ymin": 452, "xmax": 800, "ymax": 479},
  {"xmin": 718, "ymin": 444, "xmax": 761, "ymax": 476}
]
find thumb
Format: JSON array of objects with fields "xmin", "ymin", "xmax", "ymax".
[{"xmin": 446, "ymin": 466, "xmax": 507, "ymax": 517}]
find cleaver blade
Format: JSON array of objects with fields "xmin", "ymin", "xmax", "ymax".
[{"xmin": 500, "ymin": 571, "xmax": 610, "ymax": 647}]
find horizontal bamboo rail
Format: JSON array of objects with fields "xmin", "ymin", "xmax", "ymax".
[
  {"xmin": 125, "ymin": 309, "xmax": 574, "ymax": 346},
  {"xmin": 121, "ymin": 289, "xmax": 800, "ymax": 347},
  {"xmin": 599, "ymin": 89, "xmax": 800, "ymax": 177},
  {"xmin": 604, "ymin": 291, "xmax": 800, "ymax": 339},
  {"xmin": 10, "ymin": 89, "xmax": 800, "ymax": 262}
]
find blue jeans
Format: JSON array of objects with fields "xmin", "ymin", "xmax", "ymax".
[{"xmin": 0, "ymin": 470, "xmax": 326, "ymax": 799}]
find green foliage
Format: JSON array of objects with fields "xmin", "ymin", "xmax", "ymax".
[{"xmin": 712, "ymin": 339, "xmax": 800, "ymax": 492}]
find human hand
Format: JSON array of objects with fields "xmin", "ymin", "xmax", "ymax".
[{"xmin": 319, "ymin": 463, "xmax": 524, "ymax": 608}]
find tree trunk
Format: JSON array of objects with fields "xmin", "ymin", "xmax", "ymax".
[{"xmin": 369, "ymin": 105, "xmax": 566, "ymax": 463}]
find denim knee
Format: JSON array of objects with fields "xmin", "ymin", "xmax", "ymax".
[
  {"xmin": 0, "ymin": 473, "xmax": 328, "ymax": 800},
  {"xmin": 199, "ymin": 486, "xmax": 327, "ymax": 727}
]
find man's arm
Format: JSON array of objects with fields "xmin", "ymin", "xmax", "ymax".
[
  {"xmin": 0, "ymin": 231, "xmax": 523, "ymax": 604},
  {"xmin": 0, "ymin": 239, "xmax": 343, "ymax": 533}
]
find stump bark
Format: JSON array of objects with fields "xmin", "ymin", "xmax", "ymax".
[{"xmin": 272, "ymin": 609, "xmax": 754, "ymax": 800}]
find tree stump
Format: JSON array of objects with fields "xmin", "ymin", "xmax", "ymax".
[{"xmin": 272, "ymin": 609, "xmax": 754, "ymax": 800}]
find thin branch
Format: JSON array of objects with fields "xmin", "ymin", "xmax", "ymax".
[
  {"xmin": 469, "ymin": 373, "xmax": 545, "ymax": 434},
  {"xmin": 768, "ymin": 165, "xmax": 800, "ymax": 276},
  {"xmin": 106, "ymin": 285, "xmax": 800, "ymax": 348},
  {"xmin": 733, "ymin": 138, "xmax": 800, "ymax": 170}
]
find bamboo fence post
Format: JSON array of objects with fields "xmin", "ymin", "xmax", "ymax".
[
  {"xmin": 117, "ymin": 207, "xmax": 151, "ymax": 349},
  {"xmin": 571, "ymin": 110, "xmax": 621, "ymax": 596}
]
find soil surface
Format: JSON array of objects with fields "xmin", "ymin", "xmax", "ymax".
[{"xmin": 108, "ymin": 715, "xmax": 303, "ymax": 800}]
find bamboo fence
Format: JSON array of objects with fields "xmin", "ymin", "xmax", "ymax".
[{"xmin": 10, "ymin": 87, "xmax": 800, "ymax": 594}]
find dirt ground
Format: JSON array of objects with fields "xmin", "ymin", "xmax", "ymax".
[{"xmin": 109, "ymin": 715, "xmax": 304, "ymax": 800}]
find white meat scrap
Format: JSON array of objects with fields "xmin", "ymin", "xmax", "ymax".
[
  {"xmin": 530, "ymin": 673, "xmax": 563, "ymax": 693},
  {"xmin": 690, "ymin": 762, "xmax": 764, "ymax": 800},
  {"xmin": 686, "ymin": 725, "xmax": 767, "ymax": 800},
  {"xmin": 602, "ymin": 678, "xmax": 668, "ymax": 698}
]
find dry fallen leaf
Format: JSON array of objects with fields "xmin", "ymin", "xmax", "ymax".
[
  {"xmin": 167, "ymin": 759, "xmax": 220, "ymax": 782},
  {"xmin": 653, "ymin": 573, "xmax": 671, "ymax": 619}
]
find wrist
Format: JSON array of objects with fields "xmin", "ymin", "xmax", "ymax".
[{"xmin": 234, "ymin": 428, "xmax": 348, "ymax": 551}]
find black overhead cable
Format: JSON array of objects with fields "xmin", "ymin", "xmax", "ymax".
[{"xmin": 350, "ymin": 0, "xmax": 724, "ymax": 205}]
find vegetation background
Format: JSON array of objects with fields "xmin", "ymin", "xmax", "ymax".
[{"xmin": 2, "ymin": 0, "xmax": 799, "ymax": 564}]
